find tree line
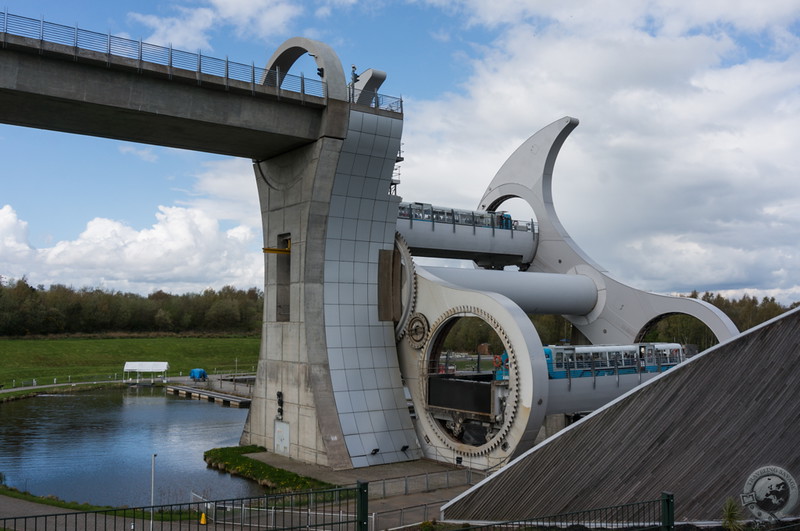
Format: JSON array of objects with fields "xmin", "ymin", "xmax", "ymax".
[
  {"xmin": 1, "ymin": 276, "xmax": 795, "ymax": 349},
  {"xmin": 0, "ymin": 277, "xmax": 262, "ymax": 336}
]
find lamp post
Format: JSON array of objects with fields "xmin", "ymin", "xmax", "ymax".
[{"xmin": 150, "ymin": 453, "xmax": 157, "ymax": 531}]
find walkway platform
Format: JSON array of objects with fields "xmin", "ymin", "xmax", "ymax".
[{"xmin": 165, "ymin": 385, "xmax": 251, "ymax": 408}]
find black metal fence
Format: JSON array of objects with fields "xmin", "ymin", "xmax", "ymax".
[
  {"xmin": 0, "ymin": 482, "xmax": 369, "ymax": 530},
  {"xmin": 459, "ymin": 492, "xmax": 675, "ymax": 531},
  {"xmin": 373, "ymin": 499, "xmax": 449, "ymax": 530}
]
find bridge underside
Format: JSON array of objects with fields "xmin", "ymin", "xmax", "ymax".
[
  {"xmin": 0, "ymin": 33, "xmax": 334, "ymax": 159},
  {"xmin": 0, "ymin": 88, "xmax": 319, "ymax": 158}
]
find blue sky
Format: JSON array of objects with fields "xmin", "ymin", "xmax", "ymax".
[{"xmin": 1, "ymin": 1, "xmax": 800, "ymax": 306}]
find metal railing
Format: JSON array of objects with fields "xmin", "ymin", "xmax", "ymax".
[
  {"xmin": 351, "ymin": 86, "xmax": 403, "ymax": 113},
  {"xmin": 0, "ymin": 367, "xmax": 254, "ymax": 392},
  {"xmin": 0, "ymin": 9, "xmax": 402, "ymax": 112},
  {"xmin": 0, "ymin": 483, "xmax": 370, "ymax": 530},
  {"xmin": 459, "ymin": 492, "xmax": 675, "ymax": 531},
  {"xmin": 366, "ymin": 467, "xmax": 487, "ymax": 499},
  {"xmin": 373, "ymin": 500, "xmax": 449, "ymax": 530}
]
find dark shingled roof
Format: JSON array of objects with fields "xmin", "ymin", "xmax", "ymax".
[{"xmin": 442, "ymin": 307, "xmax": 800, "ymax": 523}]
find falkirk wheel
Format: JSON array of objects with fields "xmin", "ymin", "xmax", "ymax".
[{"xmin": 241, "ymin": 38, "xmax": 739, "ymax": 471}]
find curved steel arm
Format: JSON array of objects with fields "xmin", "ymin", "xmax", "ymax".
[{"xmin": 478, "ymin": 117, "xmax": 738, "ymax": 344}]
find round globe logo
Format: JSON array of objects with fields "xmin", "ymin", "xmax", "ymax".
[{"xmin": 741, "ymin": 466, "xmax": 798, "ymax": 520}]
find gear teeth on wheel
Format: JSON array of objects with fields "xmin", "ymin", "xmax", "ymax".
[
  {"xmin": 420, "ymin": 305, "xmax": 521, "ymax": 457},
  {"xmin": 394, "ymin": 232, "xmax": 417, "ymax": 341}
]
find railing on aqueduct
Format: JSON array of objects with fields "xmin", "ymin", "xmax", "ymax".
[{"xmin": 0, "ymin": 9, "xmax": 402, "ymax": 113}]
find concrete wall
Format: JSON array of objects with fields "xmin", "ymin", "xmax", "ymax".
[
  {"xmin": 242, "ymin": 134, "xmax": 349, "ymax": 468},
  {"xmin": 242, "ymin": 107, "xmax": 420, "ymax": 469}
]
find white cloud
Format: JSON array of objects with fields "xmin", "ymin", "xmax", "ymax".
[
  {"xmin": 421, "ymin": 0, "xmax": 800, "ymax": 37},
  {"xmin": 128, "ymin": 7, "xmax": 216, "ymax": 50},
  {"xmin": 429, "ymin": 28, "xmax": 451, "ymax": 43},
  {"xmin": 119, "ymin": 144, "xmax": 159, "ymax": 163},
  {"xmin": 399, "ymin": 1, "xmax": 800, "ymax": 305},
  {"xmin": 0, "ymin": 205, "xmax": 262, "ymax": 295},
  {"xmin": 0, "ymin": 205, "xmax": 35, "ymax": 275},
  {"xmin": 53, "ymin": 206, "xmax": 257, "ymax": 284},
  {"xmin": 178, "ymin": 158, "xmax": 261, "ymax": 229},
  {"xmin": 207, "ymin": 0, "xmax": 304, "ymax": 40},
  {"xmin": 128, "ymin": 0, "xmax": 304, "ymax": 51}
]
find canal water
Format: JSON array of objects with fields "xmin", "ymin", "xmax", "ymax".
[{"xmin": 0, "ymin": 386, "xmax": 265, "ymax": 508}]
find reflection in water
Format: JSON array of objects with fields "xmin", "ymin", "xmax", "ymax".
[{"xmin": 0, "ymin": 387, "xmax": 264, "ymax": 507}]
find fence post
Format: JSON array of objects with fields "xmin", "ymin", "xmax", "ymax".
[
  {"xmin": 661, "ymin": 491, "xmax": 674, "ymax": 531},
  {"xmin": 300, "ymin": 72, "xmax": 305, "ymax": 104},
  {"xmin": 224, "ymin": 56, "xmax": 229, "ymax": 90},
  {"xmin": 357, "ymin": 481, "xmax": 369, "ymax": 531}
]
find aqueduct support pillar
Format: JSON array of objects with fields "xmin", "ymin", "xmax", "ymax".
[{"xmin": 240, "ymin": 38, "xmax": 420, "ymax": 469}]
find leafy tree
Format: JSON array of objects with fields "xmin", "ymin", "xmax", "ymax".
[
  {"xmin": 204, "ymin": 299, "xmax": 242, "ymax": 330},
  {"xmin": 154, "ymin": 308, "xmax": 174, "ymax": 331},
  {"xmin": 441, "ymin": 317, "xmax": 503, "ymax": 354}
]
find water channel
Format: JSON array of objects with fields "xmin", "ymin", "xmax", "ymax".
[{"xmin": 0, "ymin": 386, "xmax": 265, "ymax": 508}]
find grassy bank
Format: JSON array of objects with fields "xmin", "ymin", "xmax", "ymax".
[
  {"xmin": 204, "ymin": 446, "xmax": 336, "ymax": 491},
  {"xmin": 0, "ymin": 482, "xmax": 112, "ymax": 512},
  {"xmin": 0, "ymin": 336, "xmax": 260, "ymax": 389},
  {"xmin": 0, "ymin": 482, "xmax": 204, "ymax": 521}
]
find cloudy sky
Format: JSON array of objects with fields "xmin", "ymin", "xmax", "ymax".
[{"xmin": 1, "ymin": 1, "xmax": 799, "ymax": 305}]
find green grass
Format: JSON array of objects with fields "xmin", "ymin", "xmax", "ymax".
[
  {"xmin": 0, "ymin": 483, "xmax": 203, "ymax": 520},
  {"xmin": 204, "ymin": 446, "xmax": 336, "ymax": 491},
  {"xmin": 0, "ymin": 482, "xmax": 114, "ymax": 511},
  {"xmin": 0, "ymin": 336, "xmax": 260, "ymax": 389}
]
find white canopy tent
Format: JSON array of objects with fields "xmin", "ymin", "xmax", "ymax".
[{"xmin": 123, "ymin": 361, "xmax": 169, "ymax": 382}]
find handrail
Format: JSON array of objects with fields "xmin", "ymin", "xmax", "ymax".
[
  {"xmin": 373, "ymin": 499, "xmax": 450, "ymax": 529},
  {"xmin": 0, "ymin": 485, "xmax": 367, "ymax": 531},
  {"xmin": 351, "ymin": 468, "xmax": 487, "ymax": 499},
  {"xmin": 0, "ymin": 9, "xmax": 402, "ymax": 113}
]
